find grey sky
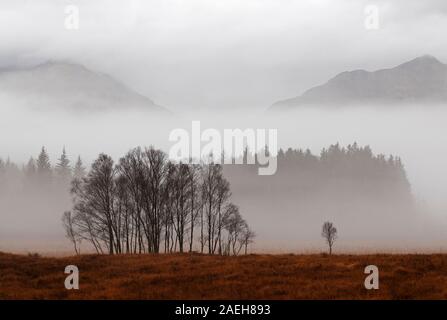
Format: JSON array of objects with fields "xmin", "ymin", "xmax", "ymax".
[{"xmin": 1, "ymin": 0, "xmax": 447, "ymax": 111}]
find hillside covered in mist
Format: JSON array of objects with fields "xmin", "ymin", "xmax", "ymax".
[
  {"xmin": 271, "ymin": 55, "xmax": 447, "ymax": 110},
  {"xmin": 0, "ymin": 61, "xmax": 169, "ymax": 114}
]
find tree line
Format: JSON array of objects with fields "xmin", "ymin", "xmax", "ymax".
[
  {"xmin": 63, "ymin": 147, "xmax": 255, "ymax": 256},
  {"xmin": 0, "ymin": 146, "xmax": 85, "ymax": 190},
  {"xmin": 225, "ymin": 142, "xmax": 412, "ymax": 201}
]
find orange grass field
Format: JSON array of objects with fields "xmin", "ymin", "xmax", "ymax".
[{"xmin": 1, "ymin": 252, "xmax": 447, "ymax": 299}]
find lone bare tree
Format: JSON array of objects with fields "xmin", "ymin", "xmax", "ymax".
[{"xmin": 321, "ymin": 221, "xmax": 337, "ymax": 255}]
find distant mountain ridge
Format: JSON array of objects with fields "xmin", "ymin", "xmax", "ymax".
[
  {"xmin": 271, "ymin": 55, "xmax": 447, "ymax": 110},
  {"xmin": 0, "ymin": 61, "xmax": 169, "ymax": 114}
]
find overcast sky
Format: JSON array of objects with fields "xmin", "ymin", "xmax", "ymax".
[{"xmin": 1, "ymin": 0, "xmax": 447, "ymax": 111}]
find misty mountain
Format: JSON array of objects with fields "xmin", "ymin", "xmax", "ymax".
[
  {"xmin": 271, "ymin": 55, "xmax": 447, "ymax": 110},
  {"xmin": 0, "ymin": 61, "xmax": 169, "ymax": 114}
]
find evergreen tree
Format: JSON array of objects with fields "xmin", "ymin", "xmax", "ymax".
[
  {"xmin": 56, "ymin": 147, "xmax": 71, "ymax": 179},
  {"xmin": 36, "ymin": 146, "xmax": 52, "ymax": 179},
  {"xmin": 73, "ymin": 156, "xmax": 86, "ymax": 179}
]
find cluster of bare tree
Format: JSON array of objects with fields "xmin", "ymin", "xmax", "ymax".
[{"xmin": 63, "ymin": 147, "xmax": 255, "ymax": 256}]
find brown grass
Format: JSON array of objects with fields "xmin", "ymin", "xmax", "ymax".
[{"xmin": 1, "ymin": 252, "xmax": 447, "ymax": 299}]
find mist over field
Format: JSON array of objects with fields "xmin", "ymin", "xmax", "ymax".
[{"xmin": 1, "ymin": 104, "xmax": 447, "ymax": 253}]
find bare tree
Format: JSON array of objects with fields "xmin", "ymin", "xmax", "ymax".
[
  {"xmin": 241, "ymin": 227, "xmax": 256, "ymax": 255},
  {"xmin": 201, "ymin": 163, "xmax": 220, "ymax": 254},
  {"xmin": 171, "ymin": 163, "xmax": 191, "ymax": 253},
  {"xmin": 117, "ymin": 148, "xmax": 145, "ymax": 254},
  {"xmin": 188, "ymin": 164, "xmax": 202, "ymax": 253},
  {"xmin": 141, "ymin": 147, "xmax": 168, "ymax": 253},
  {"xmin": 222, "ymin": 204, "xmax": 249, "ymax": 256},
  {"xmin": 321, "ymin": 221, "xmax": 337, "ymax": 255},
  {"xmin": 62, "ymin": 211, "xmax": 81, "ymax": 255},
  {"xmin": 222, "ymin": 203, "xmax": 240, "ymax": 255},
  {"xmin": 163, "ymin": 162, "xmax": 177, "ymax": 253},
  {"xmin": 71, "ymin": 154, "xmax": 117, "ymax": 254},
  {"xmin": 215, "ymin": 174, "xmax": 231, "ymax": 255}
]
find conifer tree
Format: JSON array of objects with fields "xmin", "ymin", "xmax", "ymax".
[
  {"xmin": 36, "ymin": 147, "xmax": 51, "ymax": 176},
  {"xmin": 56, "ymin": 147, "xmax": 71, "ymax": 180},
  {"xmin": 73, "ymin": 156, "xmax": 86, "ymax": 179},
  {"xmin": 36, "ymin": 147, "xmax": 52, "ymax": 187}
]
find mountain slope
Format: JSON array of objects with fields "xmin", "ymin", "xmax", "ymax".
[
  {"xmin": 271, "ymin": 55, "xmax": 447, "ymax": 110},
  {"xmin": 0, "ymin": 61, "xmax": 169, "ymax": 114}
]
